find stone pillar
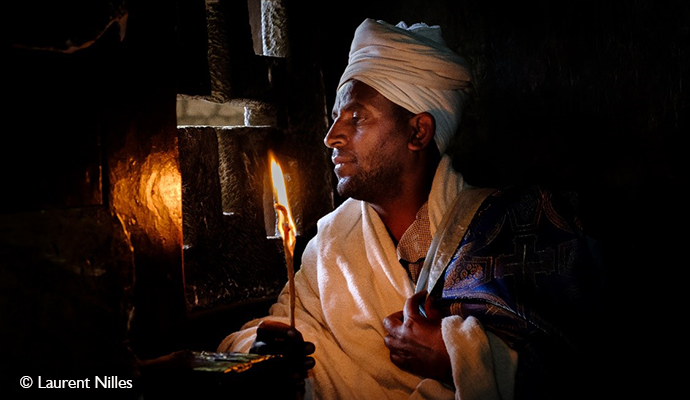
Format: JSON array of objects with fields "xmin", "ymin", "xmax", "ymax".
[{"xmin": 260, "ymin": 0, "xmax": 290, "ymax": 57}]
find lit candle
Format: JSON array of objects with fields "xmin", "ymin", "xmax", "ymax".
[{"xmin": 269, "ymin": 153, "xmax": 297, "ymax": 328}]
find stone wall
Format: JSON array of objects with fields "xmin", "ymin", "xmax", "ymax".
[
  {"xmin": 1, "ymin": 0, "xmax": 685, "ymax": 398},
  {"xmin": 174, "ymin": 0, "xmax": 333, "ymax": 334}
]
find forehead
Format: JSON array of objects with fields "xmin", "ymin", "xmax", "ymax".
[{"xmin": 333, "ymin": 80, "xmax": 393, "ymax": 113}]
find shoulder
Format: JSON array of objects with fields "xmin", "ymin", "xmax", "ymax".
[
  {"xmin": 316, "ymin": 197, "xmax": 363, "ymax": 236},
  {"xmin": 301, "ymin": 198, "xmax": 364, "ymax": 264}
]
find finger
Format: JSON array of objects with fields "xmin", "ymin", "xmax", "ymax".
[
  {"xmin": 389, "ymin": 352, "xmax": 403, "ymax": 366},
  {"xmin": 383, "ymin": 334, "xmax": 395, "ymax": 349},
  {"xmin": 285, "ymin": 326, "xmax": 305, "ymax": 342},
  {"xmin": 295, "ymin": 357, "xmax": 316, "ymax": 380},
  {"xmin": 257, "ymin": 320, "xmax": 304, "ymax": 343},
  {"xmin": 382, "ymin": 311, "xmax": 404, "ymax": 333},
  {"xmin": 251, "ymin": 340, "xmax": 290, "ymax": 355},
  {"xmin": 252, "ymin": 339, "xmax": 308, "ymax": 356},
  {"xmin": 250, "ymin": 341, "xmax": 268, "ymax": 355},
  {"xmin": 389, "ymin": 350, "xmax": 411, "ymax": 370},
  {"xmin": 256, "ymin": 320, "xmax": 290, "ymax": 339},
  {"xmin": 404, "ymin": 290, "xmax": 428, "ymax": 320},
  {"xmin": 383, "ymin": 333, "xmax": 405, "ymax": 352}
]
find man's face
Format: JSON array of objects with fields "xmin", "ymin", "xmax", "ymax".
[{"xmin": 324, "ymin": 80, "xmax": 412, "ymax": 203}]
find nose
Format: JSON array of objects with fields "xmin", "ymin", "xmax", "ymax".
[{"xmin": 324, "ymin": 118, "xmax": 346, "ymax": 149}]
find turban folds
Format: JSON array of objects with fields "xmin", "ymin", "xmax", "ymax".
[{"xmin": 338, "ymin": 19, "xmax": 472, "ymax": 154}]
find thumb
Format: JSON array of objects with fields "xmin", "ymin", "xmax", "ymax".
[
  {"xmin": 423, "ymin": 293, "xmax": 444, "ymax": 320},
  {"xmin": 404, "ymin": 290, "xmax": 428, "ymax": 320}
]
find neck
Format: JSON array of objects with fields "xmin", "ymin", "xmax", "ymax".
[
  {"xmin": 371, "ymin": 199, "xmax": 425, "ymax": 244},
  {"xmin": 371, "ymin": 155, "xmax": 440, "ymax": 243}
]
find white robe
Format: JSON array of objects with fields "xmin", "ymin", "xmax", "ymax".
[{"xmin": 218, "ymin": 155, "xmax": 517, "ymax": 399}]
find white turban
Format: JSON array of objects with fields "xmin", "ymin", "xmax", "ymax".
[{"xmin": 338, "ymin": 18, "xmax": 472, "ymax": 154}]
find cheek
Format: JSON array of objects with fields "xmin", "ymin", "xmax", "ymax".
[
  {"xmin": 361, "ymin": 126, "xmax": 403, "ymax": 150},
  {"xmin": 351, "ymin": 121, "xmax": 408, "ymax": 161},
  {"xmin": 357, "ymin": 141, "xmax": 403, "ymax": 177}
]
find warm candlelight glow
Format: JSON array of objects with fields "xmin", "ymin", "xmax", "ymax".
[
  {"xmin": 270, "ymin": 154, "xmax": 297, "ymax": 251},
  {"xmin": 269, "ymin": 152, "xmax": 297, "ymax": 328}
]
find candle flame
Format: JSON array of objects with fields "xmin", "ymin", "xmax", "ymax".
[
  {"xmin": 270, "ymin": 154, "xmax": 297, "ymax": 253},
  {"xmin": 270, "ymin": 153, "xmax": 298, "ymax": 328}
]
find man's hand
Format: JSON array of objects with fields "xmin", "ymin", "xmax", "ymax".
[
  {"xmin": 250, "ymin": 321, "xmax": 316, "ymax": 393},
  {"xmin": 382, "ymin": 291, "xmax": 453, "ymax": 384}
]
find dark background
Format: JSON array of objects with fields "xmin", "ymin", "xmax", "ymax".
[
  {"xmin": 314, "ymin": 2, "xmax": 686, "ymax": 396},
  {"xmin": 3, "ymin": 0, "xmax": 686, "ymax": 398}
]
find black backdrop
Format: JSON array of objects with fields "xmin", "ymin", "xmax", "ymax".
[{"xmin": 309, "ymin": 1, "xmax": 687, "ymax": 396}]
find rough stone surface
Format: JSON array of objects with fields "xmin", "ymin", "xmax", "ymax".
[
  {"xmin": 205, "ymin": 0, "xmax": 271, "ymax": 103},
  {"xmin": 179, "ymin": 126, "xmax": 286, "ymax": 311},
  {"xmin": 261, "ymin": 0, "xmax": 290, "ymax": 57}
]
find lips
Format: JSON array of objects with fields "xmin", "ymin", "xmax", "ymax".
[
  {"xmin": 332, "ymin": 156, "xmax": 353, "ymax": 166},
  {"xmin": 331, "ymin": 151, "xmax": 355, "ymax": 167},
  {"xmin": 331, "ymin": 151, "xmax": 356, "ymax": 176}
]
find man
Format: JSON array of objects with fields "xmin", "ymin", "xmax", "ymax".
[
  {"xmin": 219, "ymin": 18, "xmax": 600, "ymax": 399},
  {"xmin": 219, "ymin": 19, "xmax": 517, "ymax": 399}
]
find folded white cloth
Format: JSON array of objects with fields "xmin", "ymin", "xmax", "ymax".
[
  {"xmin": 218, "ymin": 156, "xmax": 516, "ymax": 399},
  {"xmin": 338, "ymin": 19, "xmax": 472, "ymax": 154},
  {"xmin": 443, "ymin": 316, "xmax": 517, "ymax": 400}
]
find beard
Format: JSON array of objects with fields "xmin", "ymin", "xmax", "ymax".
[{"xmin": 335, "ymin": 154, "xmax": 404, "ymax": 203}]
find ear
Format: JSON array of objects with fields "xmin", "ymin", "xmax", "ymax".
[{"xmin": 407, "ymin": 112, "xmax": 436, "ymax": 151}]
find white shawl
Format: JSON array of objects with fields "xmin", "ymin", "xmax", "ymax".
[{"xmin": 218, "ymin": 155, "xmax": 516, "ymax": 399}]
